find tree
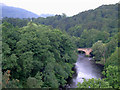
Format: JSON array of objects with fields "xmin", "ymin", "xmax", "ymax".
[
  {"xmin": 68, "ymin": 25, "xmax": 83, "ymax": 37},
  {"xmin": 105, "ymin": 37, "xmax": 117, "ymax": 57},
  {"xmin": 2, "ymin": 22, "xmax": 77, "ymax": 88},
  {"xmin": 77, "ymin": 78, "xmax": 112, "ymax": 88},
  {"xmin": 80, "ymin": 29, "xmax": 109, "ymax": 48},
  {"xmin": 102, "ymin": 65, "xmax": 120, "ymax": 88},
  {"xmin": 102, "ymin": 47, "xmax": 120, "ymax": 89},
  {"xmin": 2, "ymin": 70, "xmax": 21, "ymax": 88},
  {"xmin": 105, "ymin": 47, "xmax": 119, "ymax": 67},
  {"xmin": 92, "ymin": 41, "xmax": 106, "ymax": 64},
  {"xmin": 27, "ymin": 72, "xmax": 43, "ymax": 88}
]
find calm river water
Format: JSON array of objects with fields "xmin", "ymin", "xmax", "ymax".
[{"xmin": 69, "ymin": 54, "xmax": 104, "ymax": 88}]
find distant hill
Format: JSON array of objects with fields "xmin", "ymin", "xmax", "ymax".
[
  {"xmin": 2, "ymin": 3, "xmax": 119, "ymax": 47},
  {"xmin": 31, "ymin": 3, "xmax": 118, "ymax": 31},
  {"xmin": 2, "ymin": 5, "xmax": 39, "ymax": 18},
  {"xmin": 2, "ymin": 3, "xmax": 118, "ymax": 33},
  {"xmin": 40, "ymin": 14, "xmax": 54, "ymax": 18}
]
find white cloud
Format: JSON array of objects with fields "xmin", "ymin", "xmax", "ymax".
[{"xmin": 1, "ymin": 0, "xmax": 119, "ymax": 16}]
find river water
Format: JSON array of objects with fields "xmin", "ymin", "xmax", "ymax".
[{"xmin": 69, "ymin": 54, "xmax": 103, "ymax": 88}]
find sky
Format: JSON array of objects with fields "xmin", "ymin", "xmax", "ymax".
[{"xmin": 1, "ymin": 0, "xmax": 119, "ymax": 16}]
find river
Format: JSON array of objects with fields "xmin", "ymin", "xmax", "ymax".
[{"xmin": 69, "ymin": 54, "xmax": 104, "ymax": 88}]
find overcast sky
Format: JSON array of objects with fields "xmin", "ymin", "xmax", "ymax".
[{"xmin": 1, "ymin": 0, "xmax": 119, "ymax": 16}]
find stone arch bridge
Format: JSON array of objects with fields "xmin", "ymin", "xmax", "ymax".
[{"xmin": 77, "ymin": 48, "xmax": 92, "ymax": 56}]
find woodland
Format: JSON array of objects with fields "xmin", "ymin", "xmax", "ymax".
[{"xmin": 0, "ymin": 3, "xmax": 120, "ymax": 89}]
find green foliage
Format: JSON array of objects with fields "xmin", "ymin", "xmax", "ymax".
[
  {"xmin": 80, "ymin": 29, "xmax": 109, "ymax": 47},
  {"xmin": 2, "ymin": 22, "xmax": 77, "ymax": 88},
  {"xmin": 92, "ymin": 41, "xmax": 106, "ymax": 63},
  {"xmin": 2, "ymin": 4, "xmax": 118, "ymax": 49},
  {"xmin": 91, "ymin": 36, "xmax": 117, "ymax": 64},
  {"xmin": 102, "ymin": 65, "xmax": 120, "ymax": 88},
  {"xmin": 2, "ymin": 17, "xmax": 29, "ymax": 27},
  {"xmin": 26, "ymin": 72, "xmax": 43, "ymax": 88},
  {"xmin": 105, "ymin": 38, "xmax": 118, "ymax": 58},
  {"xmin": 2, "ymin": 3, "xmax": 118, "ymax": 88},
  {"xmin": 105, "ymin": 47, "xmax": 119, "ymax": 67},
  {"xmin": 68, "ymin": 25, "xmax": 83, "ymax": 37},
  {"xmin": 31, "ymin": 4, "xmax": 117, "ymax": 35},
  {"xmin": 2, "ymin": 70, "xmax": 21, "ymax": 88},
  {"xmin": 77, "ymin": 78, "xmax": 112, "ymax": 88},
  {"xmin": 102, "ymin": 47, "xmax": 120, "ymax": 89}
]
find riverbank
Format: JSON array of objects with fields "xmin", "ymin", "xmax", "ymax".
[
  {"xmin": 95, "ymin": 60, "xmax": 105, "ymax": 66},
  {"xmin": 87, "ymin": 54, "xmax": 105, "ymax": 66}
]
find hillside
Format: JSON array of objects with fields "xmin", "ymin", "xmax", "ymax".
[
  {"xmin": 2, "ymin": 5, "xmax": 39, "ymax": 18},
  {"xmin": 32, "ymin": 3, "xmax": 118, "ymax": 31},
  {"xmin": 40, "ymin": 14, "xmax": 55, "ymax": 18},
  {"xmin": 31, "ymin": 3, "xmax": 118, "ymax": 47},
  {"xmin": 2, "ymin": 3, "xmax": 119, "ymax": 48}
]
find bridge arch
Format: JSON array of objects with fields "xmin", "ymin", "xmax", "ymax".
[
  {"xmin": 78, "ymin": 50, "xmax": 86, "ymax": 54},
  {"xmin": 77, "ymin": 48, "xmax": 92, "ymax": 56}
]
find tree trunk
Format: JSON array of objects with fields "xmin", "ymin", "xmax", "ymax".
[{"xmin": 103, "ymin": 51, "xmax": 106, "ymax": 64}]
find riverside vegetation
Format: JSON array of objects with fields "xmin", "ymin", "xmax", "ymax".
[{"xmin": 1, "ymin": 3, "xmax": 120, "ymax": 89}]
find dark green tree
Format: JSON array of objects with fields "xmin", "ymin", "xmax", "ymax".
[{"xmin": 92, "ymin": 41, "xmax": 106, "ymax": 64}]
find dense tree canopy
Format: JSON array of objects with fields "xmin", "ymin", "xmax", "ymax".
[
  {"xmin": 77, "ymin": 78, "xmax": 112, "ymax": 88},
  {"xmin": 2, "ymin": 4, "xmax": 118, "ymax": 48},
  {"xmin": 2, "ymin": 22, "xmax": 77, "ymax": 88}
]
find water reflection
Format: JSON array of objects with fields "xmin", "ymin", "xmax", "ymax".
[{"xmin": 70, "ymin": 54, "xmax": 103, "ymax": 88}]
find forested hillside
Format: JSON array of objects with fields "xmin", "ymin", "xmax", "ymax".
[
  {"xmin": 31, "ymin": 3, "xmax": 118, "ymax": 48},
  {"xmin": 3, "ymin": 3, "xmax": 118, "ymax": 48},
  {"xmin": 33, "ymin": 4, "xmax": 118, "ymax": 31},
  {"xmin": 1, "ymin": 3, "xmax": 120, "ymax": 89}
]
